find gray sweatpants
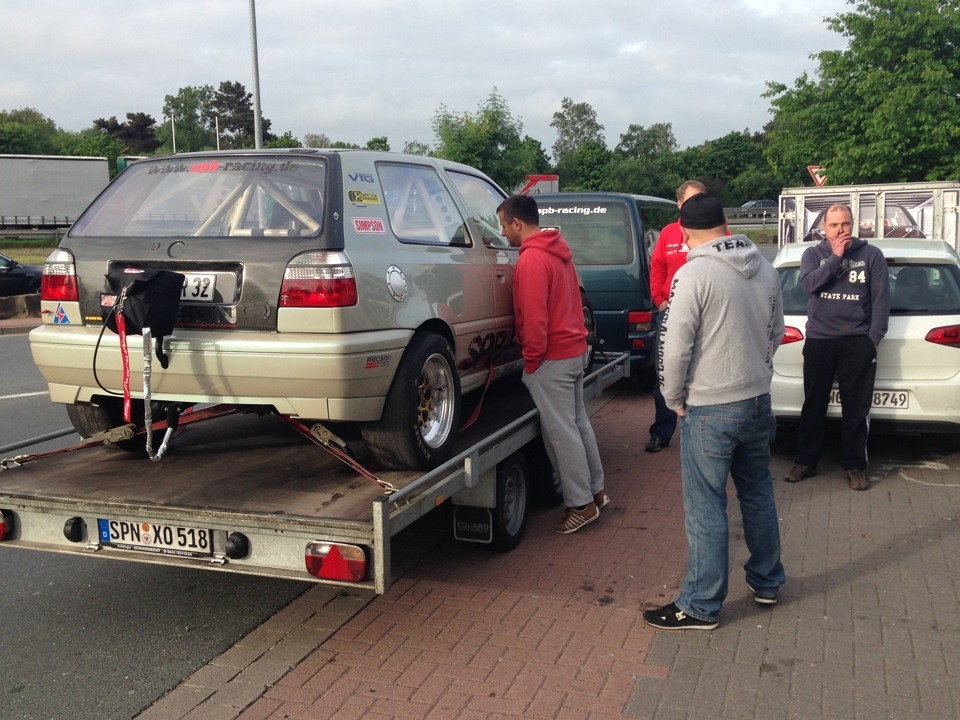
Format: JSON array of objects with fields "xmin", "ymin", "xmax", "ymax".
[{"xmin": 523, "ymin": 355, "xmax": 605, "ymax": 507}]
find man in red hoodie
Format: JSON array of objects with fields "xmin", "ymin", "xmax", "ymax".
[
  {"xmin": 646, "ymin": 180, "xmax": 708, "ymax": 453},
  {"xmin": 497, "ymin": 194, "xmax": 608, "ymax": 534}
]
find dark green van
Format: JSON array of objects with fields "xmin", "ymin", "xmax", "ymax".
[{"xmin": 534, "ymin": 192, "xmax": 676, "ymax": 382}]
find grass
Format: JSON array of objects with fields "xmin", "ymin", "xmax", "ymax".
[{"xmin": 0, "ymin": 236, "xmax": 60, "ymax": 264}]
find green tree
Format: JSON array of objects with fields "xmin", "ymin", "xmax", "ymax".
[
  {"xmin": 303, "ymin": 132, "xmax": 331, "ymax": 148},
  {"xmin": 61, "ymin": 130, "xmax": 126, "ymax": 175},
  {"xmin": 365, "ymin": 136, "xmax": 390, "ymax": 151},
  {"xmin": 432, "ymin": 88, "xmax": 533, "ymax": 189},
  {"xmin": 549, "ymin": 97, "xmax": 605, "ymax": 165},
  {"xmin": 765, "ymin": 0, "xmax": 960, "ymax": 184},
  {"xmin": 264, "ymin": 130, "xmax": 303, "ymax": 148},
  {"xmin": 161, "ymin": 85, "xmax": 217, "ymax": 153},
  {"xmin": 0, "ymin": 108, "xmax": 61, "ymax": 154},
  {"xmin": 402, "ymin": 140, "xmax": 431, "ymax": 156},
  {"xmin": 615, "ymin": 122, "xmax": 677, "ymax": 160},
  {"xmin": 213, "ymin": 81, "xmax": 274, "ymax": 149},
  {"xmin": 556, "ymin": 140, "xmax": 612, "ymax": 191},
  {"xmin": 93, "ymin": 112, "xmax": 160, "ymax": 154}
]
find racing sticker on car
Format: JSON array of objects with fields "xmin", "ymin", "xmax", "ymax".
[
  {"xmin": 53, "ymin": 303, "xmax": 71, "ymax": 324},
  {"xmin": 353, "ymin": 217, "xmax": 386, "ymax": 233},
  {"xmin": 348, "ymin": 190, "xmax": 381, "ymax": 205},
  {"xmin": 364, "ymin": 354, "xmax": 392, "ymax": 369},
  {"xmin": 539, "ymin": 206, "xmax": 609, "ymax": 216}
]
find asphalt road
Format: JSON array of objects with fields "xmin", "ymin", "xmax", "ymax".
[{"xmin": 0, "ymin": 333, "xmax": 312, "ymax": 720}]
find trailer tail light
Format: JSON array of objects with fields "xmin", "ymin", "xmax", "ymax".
[
  {"xmin": 0, "ymin": 510, "xmax": 14, "ymax": 541},
  {"xmin": 628, "ymin": 311, "xmax": 654, "ymax": 334},
  {"xmin": 781, "ymin": 326, "xmax": 805, "ymax": 345},
  {"xmin": 280, "ymin": 251, "xmax": 358, "ymax": 308},
  {"xmin": 304, "ymin": 541, "xmax": 366, "ymax": 582},
  {"xmin": 41, "ymin": 249, "xmax": 79, "ymax": 302},
  {"xmin": 925, "ymin": 325, "xmax": 960, "ymax": 348}
]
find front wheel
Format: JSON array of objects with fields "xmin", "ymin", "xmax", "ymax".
[
  {"xmin": 362, "ymin": 333, "xmax": 461, "ymax": 470},
  {"xmin": 581, "ymin": 288, "xmax": 596, "ymax": 373},
  {"xmin": 491, "ymin": 451, "xmax": 530, "ymax": 551}
]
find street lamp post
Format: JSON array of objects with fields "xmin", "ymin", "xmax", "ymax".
[{"xmin": 249, "ymin": 0, "xmax": 263, "ymax": 149}]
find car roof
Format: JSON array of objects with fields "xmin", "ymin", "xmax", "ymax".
[
  {"xmin": 773, "ymin": 239, "xmax": 960, "ymax": 267},
  {"xmin": 533, "ymin": 191, "xmax": 675, "ymax": 210}
]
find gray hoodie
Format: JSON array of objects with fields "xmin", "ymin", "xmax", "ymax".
[{"xmin": 659, "ymin": 234, "xmax": 785, "ymax": 410}]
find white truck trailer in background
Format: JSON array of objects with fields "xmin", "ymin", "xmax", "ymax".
[
  {"xmin": 778, "ymin": 180, "xmax": 960, "ymax": 251},
  {"xmin": 0, "ymin": 154, "xmax": 110, "ymax": 229}
]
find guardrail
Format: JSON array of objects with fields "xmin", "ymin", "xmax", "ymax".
[{"xmin": 725, "ymin": 208, "xmax": 779, "ymax": 228}]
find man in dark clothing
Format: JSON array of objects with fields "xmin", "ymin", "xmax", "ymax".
[{"xmin": 785, "ymin": 204, "xmax": 890, "ymax": 491}]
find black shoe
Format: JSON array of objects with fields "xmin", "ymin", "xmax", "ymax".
[
  {"xmin": 642, "ymin": 602, "xmax": 718, "ymax": 630},
  {"xmin": 645, "ymin": 436, "xmax": 668, "ymax": 453},
  {"xmin": 747, "ymin": 583, "xmax": 778, "ymax": 606}
]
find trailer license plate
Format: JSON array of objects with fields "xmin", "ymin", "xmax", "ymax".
[
  {"xmin": 97, "ymin": 518, "xmax": 213, "ymax": 558},
  {"xmin": 828, "ymin": 389, "xmax": 909, "ymax": 409},
  {"xmin": 181, "ymin": 273, "xmax": 217, "ymax": 303}
]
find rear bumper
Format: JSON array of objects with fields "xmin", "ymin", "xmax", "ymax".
[{"xmin": 28, "ymin": 324, "xmax": 415, "ymax": 421}]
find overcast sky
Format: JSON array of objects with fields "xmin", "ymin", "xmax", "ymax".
[{"xmin": 3, "ymin": 0, "xmax": 852, "ymax": 155}]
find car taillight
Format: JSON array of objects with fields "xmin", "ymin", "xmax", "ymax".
[
  {"xmin": 40, "ymin": 249, "xmax": 79, "ymax": 302},
  {"xmin": 925, "ymin": 325, "xmax": 960, "ymax": 348},
  {"xmin": 628, "ymin": 311, "xmax": 655, "ymax": 333},
  {"xmin": 304, "ymin": 541, "xmax": 367, "ymax": 582},
  {"xmin": 781, "ymin": 326, "xmax": 804, "ymax": 345},
  {"xmin": 0, "ymin": 510, "xmax": 14, "ymax": 541},
  {"xmin": 280, "ymin": 251, "xmax": 358, "ymax": 308}
]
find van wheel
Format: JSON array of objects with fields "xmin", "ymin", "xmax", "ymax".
[
  {"xmin": 581, "ymin": 288, "xmax": 596, "ymax": 373},
  {"xmin": 492, "ymin": 451, "xmax": 529, "ymax": 551},
  {"xmin": 362, "ymin": 333, "xmax": 461, "ymax": 470},
  {"xmin": 67, "ymin": 399, "xmax": 147, "ymax": 452}
]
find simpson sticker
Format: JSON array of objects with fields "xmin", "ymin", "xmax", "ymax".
[
  {"xmin": 353, "ymin": 217, "xmax": 386, "ymax": 233},
  {"xmin": 348, "ymin": 190, "xmax": 382, "ymax": 205}
]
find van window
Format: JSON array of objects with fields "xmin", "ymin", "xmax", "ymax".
[
  {"xmin": 537, "ymin": 200, "xmax": 635, "ymax": 265},
  {"xmin": 378, "ymin": 163, "xmax": 468, "ymax": 246}
]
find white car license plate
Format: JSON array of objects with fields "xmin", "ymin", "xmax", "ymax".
[
  {"xmin": 181, "ymin": 273, "xmax": 217, "ymax": 303},
  {"xmin": 828, "ymin": 389, "xmax": 909, "ymax": 409},
  {"xmin": 97, "ymin": 518, "xmax": 213, "ymax": 558}
]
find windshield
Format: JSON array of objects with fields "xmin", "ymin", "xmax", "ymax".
[
  {"xmin": 71, "ymin": 156, "xmax": 327, "ymax": 238},
  {"xmin": 536, "ymin": 200, "xmax": 636, "ymax": 265}
]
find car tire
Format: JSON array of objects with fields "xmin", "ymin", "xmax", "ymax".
[
  {"xmin": 362, "ymin": 333, "xmax": 461, "ymax": 470},
  {"xmin": 66, "ymin": 399, "xmax": 147, "ymax": 452},
  {"xmin": 491, "ymin": 450, "xmax": 530, "ymax": 551},
  {"xmin": 581, "ymin": 288, "xmax": 596, "ymax": 373}
]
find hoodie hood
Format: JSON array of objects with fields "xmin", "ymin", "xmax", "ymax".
[
  {"xmin": 520, "ymin": 228, "xmax": 574, "ymax": 263},
  {"xmin": 687, "ymin": 233, "xmax": 763, "ymax": 279}
]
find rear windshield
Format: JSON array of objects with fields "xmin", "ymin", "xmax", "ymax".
[
  {"xmin": 779, "ymin": 263, "xmax": 960, "ymax": 315},
  {"xmin": 71, "ymin": 156, "xmax": 327, "ymax": 238},
  {"xmin": 536, "ymin": 200, "xmax": 636, "ymax": 265}
]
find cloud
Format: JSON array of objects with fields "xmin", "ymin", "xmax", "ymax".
[{"xmin": 1, "ymin": 0, "xmax": 851, "ymax": 151}]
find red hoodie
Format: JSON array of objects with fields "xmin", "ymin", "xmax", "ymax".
[{"xmin": 513, "ymin": 228, "xmax": 587, "ymax": 373}]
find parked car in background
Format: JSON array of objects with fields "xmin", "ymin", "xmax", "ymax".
[
  {"xmin": 531, "ymin": 192, "xmax": 677, "ymax": 385},
  {"xmin": 739, "ymin": 199, "xmax": 777, "ymax": 217},
  {"xmin": 0, "ymin": 252, "xmax": 42, "ymax": 296},
  {"xmin": 29, "ymin": 149, "xmax": 526, "ymax": 470},
  {"xmin": 772, "ymin": 239, "xmax": 960, "ymax": 432}
]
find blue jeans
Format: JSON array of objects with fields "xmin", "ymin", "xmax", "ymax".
[{"xmin": 676, "ymin": 394, "xmax": 785, "ymax": 622}]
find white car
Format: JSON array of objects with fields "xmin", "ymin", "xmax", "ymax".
[{"xmin": 772, "ymin": 239, "xmax": 960, "ymax": 431}]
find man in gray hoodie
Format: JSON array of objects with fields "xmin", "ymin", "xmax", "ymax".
[{"xmin": 643, "ymin": 193, "xmax": 786, "ymax": 631}]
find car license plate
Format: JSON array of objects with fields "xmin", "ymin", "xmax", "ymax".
[
  {"xmin": 828, "ymin": 389, "xmax": 909, "ymax": 409},
  {"xmin": 97, "ymin": 518, "xmax": 213, "ymax": 558},
  {"xmin": 181, "ymin": 273, "xmax": 217, "ymax": 303}
]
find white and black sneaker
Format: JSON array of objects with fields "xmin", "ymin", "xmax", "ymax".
[
  {"xmin": 747, "ymin": 584, "xmax": 779, "ymax": 605},
  {"xmin": 642, "ymin": 602, "xmax": 718, "ymax": 630}
]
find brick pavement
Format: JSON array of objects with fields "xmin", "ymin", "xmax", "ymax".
[{"xmin": 131, "ymin": 386, "xmax": 960, "ymax": 719}]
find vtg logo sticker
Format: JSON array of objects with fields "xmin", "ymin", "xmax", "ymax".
[{"xmin": 348, "ymin": 173, "xmax": 375, "ymax": 183}]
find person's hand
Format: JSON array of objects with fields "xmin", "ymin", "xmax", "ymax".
[
  {"xmin": 658, "ymin": 300, "xmax": 668, "ymax": 312},
  {"xmin": 829, "ymin": 234, "xmax": 851, "ymax": 257},
  {"xmin": 676, "ymin": 407, "xmax": 686, "ymax": 418}
]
